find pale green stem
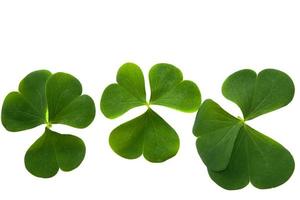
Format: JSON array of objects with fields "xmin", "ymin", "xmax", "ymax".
[{"xmin": 45, "ymin": 109, "xmax": 52, "ymax": 128}]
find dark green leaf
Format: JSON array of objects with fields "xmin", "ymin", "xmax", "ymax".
[
  {"xmin": 1, "ymin": 70, "xmax": 51, "ymax": 131},
  {"xmin": 46, "ymin": 72, "xmax": 95, "ymax": 128},
  {"xmin": 193, "ymin": 99, "xmax": 243, "ymax": 171},
  {"xmin": 25, "ymin": 128, "xmax": 85, "ymax": 178},
  {"xmin": 100, "ymin": 63, "xmax": 147, "ymax": 119},
  {"xmin": 208, "ymin": 125, "xmax": 294, "ymax": 190},
  {"xmin": 208, "ymin": 128, "xmax": 249, "ymax": 190},
  {"xmin": 149, "ymin": 63, "xmax": 201, "ymax": 112},
  {"xmin": 222, "ymin": 69, "xmax": 295, "ymax": 120},
  {"xmin": 196, "ymin": 69, "xmax": 295, "ymax": 189},
  {"xmin": 19, "ymin": 70, "xmax": 51, "ymax": 118},
  {"xmin": 109, "ymin": 109, "xmax": 179, "ymax": 162},
  {"xmin": 194, "ymin": 98, "xmax": 295, "ymax": 189},
  {"xmin": 49, "ymin": 94, "xmax": 95, "ymax": 128},
  {"xmin": 2, "ymin": 70, "xmax": 95, "ymax": 178}
]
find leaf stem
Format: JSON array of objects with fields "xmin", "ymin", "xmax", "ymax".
[
  {"xmin": 237, "ymin": 116, "xmax": 245, "ymax": 123},
  {"xmin": 45, "ymin": 108, "xmax": 52, "ymax": 128},
  {"xmin": 46, "ymin": 122, "xmax": 52, "ymax": 128},
  {"xmin": 145, "ymin": 102, "xmax": 150, "ymax": 109}
]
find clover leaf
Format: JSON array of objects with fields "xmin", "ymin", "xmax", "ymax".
[
  {"xmin": 1, "ymin": 70, "xmax": 95, "ymax": 178},
  {"xmin": 149, "ymin": 63, "xmax": 201, "ymax": 112},
  {"xmin": 193, "ymin": 69, "xmax": 295, "ymax": 190},
  {"xmin": 101, "ymin": 63, "xmax": 201, "ymax": 162},
  {"xmin": 25, "ymin": 128, "xmax": 85, "ymax": 178},
  {"xmin": 100, "ymin": 63, "xmax": 147, "ymax": 119},
  {"xmin": 222, "ymin": 69, "xmax": 295, "ymax": 120}
]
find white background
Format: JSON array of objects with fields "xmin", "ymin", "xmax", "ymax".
[{"xmin": 0, "ymin": 0, "xmax": 299, "ymax": 199}]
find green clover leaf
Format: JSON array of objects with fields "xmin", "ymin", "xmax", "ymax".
[
  {"xmin": 25, "ymin": 128, "xmax": 85, "ymax": 178},
  {"xmin": 222, "ymin": 69, "xmax": 295, "ymax": 120},
  {"xmin": 193, "ymin": 69, "xmax": 295, "ymax": 190},
  {"xmin": 101, "ymin": 63, "xmax": 201, "ymax": 162},
  {"xmin": 109, "ymin": 109, "xmax": 179, "ymax": 162},
  {"xmin": 1, "ymin": 70, "xmax": 95, "ymax": 178},
  {"xmin": 100, "ymin": 63, "xmax": 147, "ymax": 119},
  {"xmin": 149, "ymin": 63, "xmax": 201, "ymax": 112}
]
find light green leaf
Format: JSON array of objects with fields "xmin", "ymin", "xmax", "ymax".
[
  {"xmin": 1, "ymin": 70, "xmax": 51, "ymax": 131},
  {"xmin": 222, "ymin": 69, "xmax": 295, "ymax": 120},
  {"xmin": 109, "ymin": 109, "xmax": 179, "ymax": 162},
  {"xmin": 149, "ymin": 63, "xmax": 201, "ymax": 112},
  {"xmin": 117, "ymin": 62, "xmax": 146, "ymax": 102},
  {"xmin": 149, "ymin": 63, "xmax": 183, "ymax": 101},
  {"xmin": 100, "ymin": 63, "xmax": 146, "ymax": 119},
  {"xmin": 102, "ymin": 63, "xmax": 201, "ymax": 162},
  {"xmin": 25, "ymin": 128, "xmax": 85, "ymax": 178},
  {"xmin": 193, "ymin": 99, "xmax": 242, "ymax": 171},
  {"xmin": 100, "ymin": 84, "xmax": 146, "ymax": 119}
]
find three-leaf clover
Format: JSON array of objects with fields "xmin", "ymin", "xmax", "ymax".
[
  {"xmin": 1, "ymin": 70, "xmax": 96, "ymax": 178},
  {"xmin": 193, "ymin": 69, "xmax": 295, "ymax": 190},
  {"xmin": 101, "ymin": 63, "xmax": 201, "ymax": 162}
]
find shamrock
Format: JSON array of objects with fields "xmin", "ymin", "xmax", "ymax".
[
  {"xmin": 101, "ymin": 63, "xmax": 201, "ymax": 162},
  {"xmin": 1, "ymin": 70, "xmax": 95, "ymax": 178},
  {"xmin": 193, "ymin": 69, "xmax": 295, "ymax": 190}
]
